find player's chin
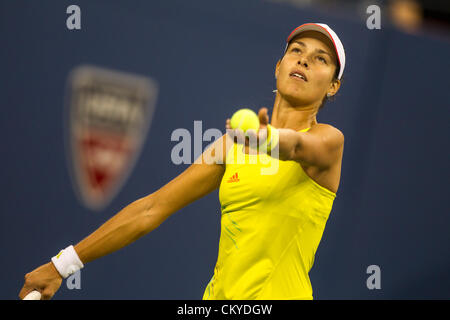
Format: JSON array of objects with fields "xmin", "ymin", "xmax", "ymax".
[{"xmin": 278, "ymin": 88, "xmax": 310, "ymax": 105}]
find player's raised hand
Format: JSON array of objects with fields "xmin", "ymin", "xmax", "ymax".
[
  {"xmin": 246, "ymin": 107, "xmax": 270, "ymax": 150},
  {"xmin": 257, "ymin": 107, "xmax": 270, "ymax": 129},
  {"xmin": 19, "ymin": 262, "xmax": 63, "ymax": 300},
  {"xmin": 226, "ymin": 107, "xmax": 270, "ymax": 150}
]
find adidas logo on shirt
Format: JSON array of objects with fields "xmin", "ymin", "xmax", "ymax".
[{"xmin": 227, "ymin": 172, "xmax": 240, "ymax": 183}]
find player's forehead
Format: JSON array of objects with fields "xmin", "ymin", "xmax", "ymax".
[{"xmin": 287, "ymin": 31, "xmax": 337, "ymax": 63}]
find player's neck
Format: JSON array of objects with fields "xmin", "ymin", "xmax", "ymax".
[{"xmin": 271, "ymin": 93, "xmax": 318, "ymax": 131}]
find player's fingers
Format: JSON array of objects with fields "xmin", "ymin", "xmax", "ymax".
[
  {"xmin": 40, "ymin": 288, "xmax": 54, "ymax": 300},
  {"xmin": 19, "ymin": 273, "xmax": 37, "ymax": 299},
  {"xmin": 19, "ymin": 282, "xmax": 42, "ymax": 300},
  {"xmin": 246, "ymin": 129, "xmax": 258, "ymax": 148},
  {"xmin": 258, "ymin": 126, "xmax": 269, "ymax": 142},
  {"xmin": 225, "ymin": 118, "xmax": 231, "ymax": 130},
  {"xmin": 258, "ymin": 107, "xmax": 269, "ymax": 127},
  {"xmin": 18, "ymin": 286, "xmax": 32, "ymax": 300},
  {"xmin": 235, "ymin": 128, "xmax": 245, "ymax": 142},
  {"xmin": 40, "ymin": 281, "xmax": 62, "ymax": 300},
  {"xmin": 228, "ymin": 128, "xmax": 245, "ymax": 143}
]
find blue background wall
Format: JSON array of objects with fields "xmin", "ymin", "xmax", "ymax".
[{"xmin": 1, "ymin": 0, "xmax": 449, "ymax": 299}]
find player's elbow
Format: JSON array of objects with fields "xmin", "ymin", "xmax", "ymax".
[
  {"xmin": 291, "ymin": 127, "xmax": 344, "ymax": 168},
  {"xmin": 129, "ymin": 193, "xmax": 164, "ymax": 236}
]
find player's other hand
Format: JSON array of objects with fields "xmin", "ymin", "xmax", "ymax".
[{"xmin": 19, "ymin": 262, "xmax": 63, "ymax": 300}]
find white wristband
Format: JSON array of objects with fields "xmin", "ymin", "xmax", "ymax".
[
  {"xmin": 51, "ymin": 245, "xmax": 84, "ymax": 279},
  {"xmin": 258, "ymin": 124, "xmax": 279, "ymax": 153}
]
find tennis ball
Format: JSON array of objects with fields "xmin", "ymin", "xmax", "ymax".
[{"xmin": 230, "ymin": 108, "xmax": 260, "ymax": 135}]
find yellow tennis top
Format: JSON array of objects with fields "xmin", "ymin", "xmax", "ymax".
[{"xmin": 202, "ymin": 127, "xmax": 336, "ymax": 300}]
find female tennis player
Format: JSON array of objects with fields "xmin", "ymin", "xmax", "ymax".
[{"xmin": 19, "ymin": 22, "xmax": 345, "ymax": 300}]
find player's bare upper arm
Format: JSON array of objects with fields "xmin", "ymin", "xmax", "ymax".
[
  {"xmin": 149, "ymin": 133, "xmax": 232, "ymax": 220},
  {"xmin": 292, "ymin": 124, "xmax": 344, "ymax": 169}
]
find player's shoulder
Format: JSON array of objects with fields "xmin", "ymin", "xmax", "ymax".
[{"xmin": 310, "ymin": 123, "xmax": 344, "ymax": 148}]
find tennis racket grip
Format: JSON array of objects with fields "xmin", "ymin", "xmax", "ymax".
[{"xmin": 23, "ymin": 290, "xmax": 41, "ymax": 300}]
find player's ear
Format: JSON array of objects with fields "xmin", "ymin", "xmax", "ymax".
[{"xmin": 327, "ymin": 78, "xmax": 341, "ymax": 97}]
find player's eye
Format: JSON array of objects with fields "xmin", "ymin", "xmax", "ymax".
[{"xmin": 317, "ymin": 56, "xmax": 327, "ymax": 63}]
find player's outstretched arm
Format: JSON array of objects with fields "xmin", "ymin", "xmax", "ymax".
[{"xmin": 19, "ymin": 133, "xmax": 231, "ymax": 300}]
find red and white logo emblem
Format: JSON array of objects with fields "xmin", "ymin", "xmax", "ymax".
[{"xmin": 66, "ymin": 65, "xmax": 158, "ymax": 210}]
